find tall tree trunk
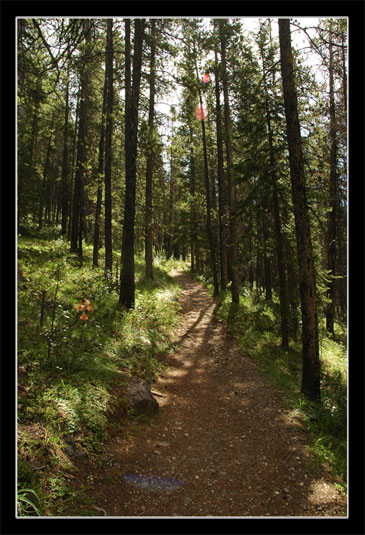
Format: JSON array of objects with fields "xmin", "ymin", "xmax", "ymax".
[
  {"xmin": 279, "ymin": 19, "xmax": 321, "ymax": 402},
  {"xmin": 259, "ymin": 28, "xmax": 289, "ymax": 347},
  {"xmin": 200, "ymin": 106, "xmax": 219, "ymax": 296},
  {"xmin": 214, "ymin": 44, "xmax": 228, "ymax": 291},
  {"xmin": 19, "ymin": 96, "xmax": 40, "ymax": 226},
  {"xmin": 262, "ymin": 210, "xmax": 272, "ymax": 301},
  {"xmin": 104, "ymin": 18, "xmax": 114, "ymax": 273},
  {"xmin": 192, "ymin": 39, "xmax": 219, "ymax": 295},
  {"xmin": 341, "ymin": 24, "xmax": 347, "ymax": 117},
  {"xmin": 70, "ymin": 19, "xmax": 91, "ymax": 255},
  {"xmin": 219, "ymin": 20, "xmax": 240, "ymax": 304},
  {"xmin": 272, "ymin": 181, "xmax": 289, "ymax": 347},
  {"xmin": 145, "ymin": 20, "xmax": 156, "ymax": 280},
  {"xmin": 167, "ymin": 155, "xmax": 175, "ymax": 259},
  {"xmin": 193, "ymin": 71, "xmax": 219, "ymax": 294},
  {"xmin": 38, "ymin": 113, "xmax": 55, "ymax": 229},
  {"xmin": 119, "ymin": 19, "xmax": 145, "ymax": 308},
  {"xmin": 189, "ymin": 127, "xmax": 197, "ymax": 273},
  {"xmin": 67, "ymin": 95, "xmax": 79, "ymax": 241},
  {"xmin": 61, "ymin": 73, "xmax": 70, "ymax": 235},
  {"xmin": 326, "ymin": 22, "xmax": 337, "ymax": 335},
  {"xmin": 92, "ymin": 57, "xmax": 108, "ymax": 267}
]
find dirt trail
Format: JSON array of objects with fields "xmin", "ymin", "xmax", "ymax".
[{"xmin": 74, "ymin": 270, "xmax": 346, "ymax": 517}]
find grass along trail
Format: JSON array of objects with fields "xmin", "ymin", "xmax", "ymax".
[{"xmin": 67, "ymin": 270, "xmax": 346, "ymax": 517}]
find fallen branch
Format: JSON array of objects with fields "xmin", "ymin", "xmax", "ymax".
[
  {"xmin": 151, "ymin": 390, "xmax": 165, "ymax": 398},
  {"xmin": 92, "ymin": 505, "xmax": 107, "ymax": 516}
]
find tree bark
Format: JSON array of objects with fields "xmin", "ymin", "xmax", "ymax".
[
  {"xmin": 38, "ymin": 135, "xmax": 51, "ymax": 229},
  {"xmin": 219, "ymin": 20, "xmax": 240, "ymax": 304},
  {"xmin": 119, "ymin": 19, "xmax": 145, "ymax": 308},
  {"xmin": 104, "ymin": 19, "xmax": 114, "ymax": 273},
  {"xmin": 70, "ymin": 19, "xmax": 91, "ymax": 255},
  {"xmin": 326, "ymin": 22, "xmax": 337, "ymax": 335},
  {"xmin": 189, "ymin": 127, "xmax": 197, "ymax": 273},
  {"xmin": 67, "ymin": 95, "xmax": 79, "ymax": 241},
  {"xmin": 279, "ymin": 19, "xmax": 321, "ymax": 401},
  {"xmin": 259, "ymin": 27, "xmax": 289, "ymax": 347},
  {"xmin": 214, "ymin": 44, "xmax": 228, "ymax": 291},
  {"xmin": 92, "ymin": 53, "xmax": 108, "ymax": 267},
  {"xmin": 145, "ymin": 20, "xmax": 156, "ymax": 280},
  {"xmin": 61, "ymin": 73, "xmax": 70, "ymax": 235}
]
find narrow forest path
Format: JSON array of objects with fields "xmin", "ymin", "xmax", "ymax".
[{"xmin": 73, "ymin": 270, "xmax": 346, "ymax": 517}]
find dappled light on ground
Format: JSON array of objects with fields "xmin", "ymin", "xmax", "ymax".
[{"xmin": 67, "ymin": 271, "xmax": 347, "ymax": 517}]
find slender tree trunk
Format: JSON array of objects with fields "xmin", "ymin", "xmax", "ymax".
[
  {"xmin": 119, "ymin": 19, "xmax": 145, "ymax": 308},
  {"xmin": 61, "ymin": 73, "xmax": 70, "ymax": 235},
  {"xmin": 262, "ymin": 210, "xmax": 272, "ymax": 301},
  {"xmin": 189, "ymin": 127, "xmax": 197, "ymax": 272},
  {"xmin": 326, "ymin": 23, "xmax": 337, "ymax": 335},
  {"xmin": 92, "ymin": 59, "xmax": 108, "ymax": 267},
  {"xmin": 259, "ymin": 32, "xmax": 289, "ymax": 346},
  {"xmin": 200, "ymin": 108, "xmax": 219, "ymax": 296},
  {"xmin": 167, "ymin": 156, "xmax": 175, "ymax": 259},
  {"xmin": 341, "ymin": 26, "xmax": 347, "ymax": 117},
  {"xmin": 272, "ymin": 182, "xmax": 289, "ymax": 347},
  {"xmin": 20, "ymin": 97, "xmax": 40, "ymax": 226},
  {"xmin": 145, "ymin": 20, "xmax": 156, "ymax": 280},
  {"xmin": 38, "ymin": 113, "xmax": 55, "ymax": 229},
  {"xmin": 219, "ymin": 20, "xmax": 240, "ymax": 304},
  {"xmin": 214, "ymin": 45, "xmax": 228, "ymax": 291},
  {"xmin": 104, "ymin": 18, "xmax": 114, "ymax": 273},
  {"xmin": 67, "ymin": 96, "xmax": 79, "ymax": 241},
  {"xmin": 191, "ymin": 43, "xmax": 219, "ymax": 295},
  {"xmin": 70, "ymin": 19, "xmax": 91, "ymax": 255},
  {"xmin": 279, "ymin": 19, "xmax": 320, "ymax": 402}
]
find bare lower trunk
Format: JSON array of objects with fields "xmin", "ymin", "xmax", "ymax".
[
  {"xmin": 119, "ymin": 19, "xmax": 145, "ymax": 308},
  {"xmin": 104, "ymin": 19, "xmax": 114, "ymax": 273},
  {"xmin": 145, "ymin": 20, "xmax": 156, "ymax": 280},
  {"xmin": 219, "ymin": 20, "xmax": 239, "ymax": 303}
]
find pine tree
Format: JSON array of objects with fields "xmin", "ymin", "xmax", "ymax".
[
  {"xmin": 119, "ymin": 19, "xmax": 145, "ymax": 309},
  {"xmin": 145, "ymin": 20, "xmax": 156, "ymax": 280},
  {"xmin": 219, "ymin": 20, "xmax": 240, "ymax": 304},
  {"xmin": 279, "ymin": 19, "xmax": 321, "ymax": 402},
  {"xmin": 70, "ymin": 19, "xmax": 92, "ymax": 256},
  {"xmin": 104, "ymin": 18, "xmax": 114, "ymax": 274}
]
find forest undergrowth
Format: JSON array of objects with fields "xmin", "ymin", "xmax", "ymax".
[
  {"xmin": 17, "ymin": 225, "xmax": 185, "ymax": 516},
  {"xmin": 189, "ymin": 270, "xmax": 347, "ymax": 492},
  {"xmin": 17, "ymin": 226, "xmax": 347, "ymax": 516}
]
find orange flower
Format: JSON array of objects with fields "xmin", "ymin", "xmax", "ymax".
[
  {"xmin": 85, "ymin": 304, "xmax": 94, "ymax": 313},
  {"xmin": 84, "ymin": 298, "xmax": 91, "ymax": 306},
  {"xmin": 77, "ymin": 302, "xmax": 85, "ymax": 312},
  {"xmin": 79, "ymin": 313, "xmax": 88, "ymax": 321}
]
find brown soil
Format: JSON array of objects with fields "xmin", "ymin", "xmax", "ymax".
[{"xmin": 68, "ymin": 270, "xmax": 347, "ymax": 517}]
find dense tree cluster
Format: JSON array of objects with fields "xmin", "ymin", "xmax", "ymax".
[{"xmin": 17, "ymin": 17, "xmax": 347, "ymax": 401}]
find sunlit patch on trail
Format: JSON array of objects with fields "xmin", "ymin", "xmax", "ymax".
[
  {"xmin": 123, "ymin": 473, "xmax": 183, "ymax": 492},
  {"xmin": 195, "ymin": 104, "xmax": 208, "ymax": 120}
]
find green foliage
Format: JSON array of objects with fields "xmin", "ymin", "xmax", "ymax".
[
  {"xmin": 17, "ymin": 230, "xmax": 184, "ymax": 515},
  {"xmin": 17, "ymin": 487, "xmax": 42, "ymax": 516}
]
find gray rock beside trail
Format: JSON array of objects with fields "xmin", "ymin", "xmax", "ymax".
[{"xmin": 129, "ymin": 376, "xmax": 159, "ymax": 415}]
